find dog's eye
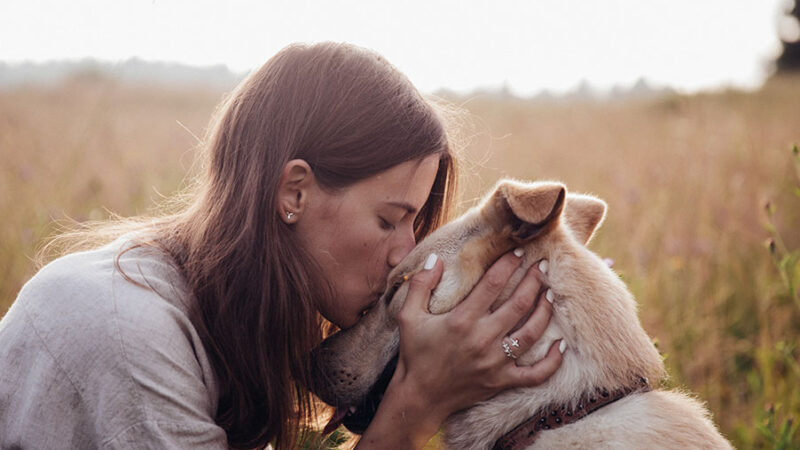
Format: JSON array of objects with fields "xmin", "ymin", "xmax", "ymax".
[{"xmin": 382, "ymin": 277, "xmax": 407, "ymax": 306}]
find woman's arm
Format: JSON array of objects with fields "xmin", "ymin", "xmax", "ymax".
[{"xmin": 357, "ymin": 251, "xmax": 563, "ymax": 448}]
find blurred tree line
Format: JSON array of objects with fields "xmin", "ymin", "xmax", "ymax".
[{"xmin": 777, "ymin": 0, "xmax": 800, "ymax": 72}]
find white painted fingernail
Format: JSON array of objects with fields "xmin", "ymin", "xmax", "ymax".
[
  {"xmin": 546, "ymin": 289, "xmax": 554, "ymax": 303},
  {"xmin": 559, "ymin": 340, "xmax": 567, "ymax": 354},
  {"xmin": 424, "ymin": 253, "xmax": 438, "ymax": 270},
  {"xmin": 513, "ymin": 248, "xmax": 524, "ymax": 258},
  {"xmin": 538, "ymin": 259, "xmax": 549, "ymax": 274}
]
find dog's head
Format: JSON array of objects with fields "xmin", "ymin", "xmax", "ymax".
[{"xmin": 309, "ymin": 179, "xmax": 608, "ymax": 433}]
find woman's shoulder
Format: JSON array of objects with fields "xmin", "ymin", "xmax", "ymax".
[
  {"xmin": 15, "ymin": 235, "xmax": 190, "ymax": 325},
  {"xmin": 9, "ymin": 236, "xmax": 193, "ymax": 357},
  {"xmin": 0, "ymin": 236, "xmax": 225, "ymax": 447},
  {"xmin": 28, "ymin": 235, "xmax": 187, "ymax": 298},
  {"xmin": 3, "ymin": 235, "xmax": 212, "ymax": 388}
]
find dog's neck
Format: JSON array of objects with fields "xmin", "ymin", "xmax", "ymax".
[
  {"xmin": 443, "ymin": 234, "xmax": 665, "ymax": 449},
  {"xmin": 491, "ymin": 376, "xmax": 652, "ymax": 450}
]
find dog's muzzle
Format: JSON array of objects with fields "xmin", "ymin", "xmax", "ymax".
[
  {"xmin": 315, "ymin": 276, "xmax": 408, "ymax": 435},
  {"xmin": 337, "ymin": 354, "xmax": 398, "ymax": 434}
]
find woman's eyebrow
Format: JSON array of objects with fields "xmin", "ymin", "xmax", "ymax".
[{"xmin": 384, "ymin": 201, "xmax": 417, "ymax": 215}]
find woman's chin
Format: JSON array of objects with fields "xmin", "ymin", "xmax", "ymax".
[
  {"xmin": 323, "ymin": 293, "xmax": 380, "ymax": 330},
  {"xmin": 337, "ymin": 317, "xmax": 359, "ymax": 330},
  {"xmin": 330, "ymin": 310, "xmax": 363, "ymax": 330}
]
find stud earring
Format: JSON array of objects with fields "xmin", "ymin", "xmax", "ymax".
[{"xmin": 286, "ymin": 211, "xmax": 295, "ymax": 220}]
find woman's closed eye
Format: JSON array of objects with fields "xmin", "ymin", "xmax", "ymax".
[{"xmin": 379, "ymin": 217, "xmax": 396, "ymax": 231}]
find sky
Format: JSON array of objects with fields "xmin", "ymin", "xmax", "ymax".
[{"xmin": 1, "ymin": 0, "xmax": 795, "ymax": 95}]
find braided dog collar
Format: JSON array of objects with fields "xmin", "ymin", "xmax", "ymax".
[{"xmin": 492, "ymin": 377, "xmax": 652, "ymax": 450}]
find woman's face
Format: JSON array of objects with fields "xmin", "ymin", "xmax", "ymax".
[{"xmin": 296, "ymin": 155, "xmax": 440, "ymax": 329}]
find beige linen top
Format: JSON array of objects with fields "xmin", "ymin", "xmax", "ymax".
[{"xmin": 0, "ymin": 236, "xmax": 228, "ymax": 448}]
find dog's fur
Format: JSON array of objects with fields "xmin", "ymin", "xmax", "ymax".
[{"xmin": 311, "ymin": 180, "xmax": 731, "ymax": 449}]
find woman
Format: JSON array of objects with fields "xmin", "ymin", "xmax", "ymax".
[{"xmin": 0, "ymin": 42, "xmax": 563, "ymax": 449}]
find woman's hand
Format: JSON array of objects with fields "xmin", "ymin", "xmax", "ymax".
[{"xmin": 357, "ymin": 249, "xmax": 563, "ymax": 449}]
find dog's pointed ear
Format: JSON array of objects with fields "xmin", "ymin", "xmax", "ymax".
[
  {"xmin": 483, "ymin": 180, "xmax": 566, "ymax": 243},
  {"xmin": 564, "ymin": 194, "xmax": 607, "ymax": 245}
]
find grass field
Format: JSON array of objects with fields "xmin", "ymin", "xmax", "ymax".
[{"xmin": 1, "ymin": 75, "xmax": 798, "ymax": 448}]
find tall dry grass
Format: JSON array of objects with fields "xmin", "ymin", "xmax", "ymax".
[
  {"xmin": 1, "ymin": 75, "xmax": 798, "ymax": 448},
  {"xmin": 0, "ymin": 77, "xmax": 223, "ymax": 303}
]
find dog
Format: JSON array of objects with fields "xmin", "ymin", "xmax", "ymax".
[{"xmin": 310, "ymin": 179, "xmax": 732, "ymax": 449}]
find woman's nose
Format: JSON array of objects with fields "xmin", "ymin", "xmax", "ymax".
[{"xmin": 387, "ymin": 230, "xmax": 416, "ymax": 268}]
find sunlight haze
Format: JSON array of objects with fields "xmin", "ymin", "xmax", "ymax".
[{"xmin": 0, "ymin": 0, "xmax": 791, "ymax": 94}]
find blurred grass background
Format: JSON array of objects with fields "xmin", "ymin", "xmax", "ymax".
[{"xmin": 1, "ymin": 75, "xmax": 798, "ymax": 448}]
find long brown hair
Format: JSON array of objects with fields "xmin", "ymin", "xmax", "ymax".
[{"xmin": 44, "ymin": 42, "xmax": 458, "ymax": 449}]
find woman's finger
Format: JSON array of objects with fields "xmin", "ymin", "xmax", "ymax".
[
  {"xmin": 401, "ymin": 253, "xmax": 444, "ymax": 315},
  {"xmin": 499, "ymin": 286, "xmax": 553, "ymax": 354},
  {"xmin": 454, "ymin": 249, "xmax": 524, "ymax": 318},
  {"xmin": 487, "ymin": 262, "xmax": 545, "ymax": 336},
  {"xmin": 507, "ymin": 339, "xmax": 565, "ymax": 387}
]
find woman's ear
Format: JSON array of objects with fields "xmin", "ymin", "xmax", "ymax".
[{"xmin": 277, "ymin": 159, "xmax": 314, "ymax": 224}]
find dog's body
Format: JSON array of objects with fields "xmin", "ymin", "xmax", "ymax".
[{"xmin": 311, "ymin": 180, "xmax": 731, "ymax": 449}]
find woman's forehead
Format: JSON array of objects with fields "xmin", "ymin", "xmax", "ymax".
[{"xmin": 357, "ymin": 156, "xmax": 439, "ymax": 207}]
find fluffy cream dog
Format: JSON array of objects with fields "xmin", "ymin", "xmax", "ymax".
[{"xmin": 311, "ymin": 179, "xmax": 731, "ymax": 449}]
